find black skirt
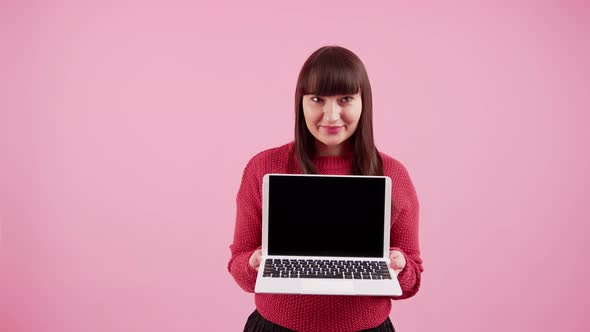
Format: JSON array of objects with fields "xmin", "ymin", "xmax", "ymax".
[{"xmin": 243, "ymin": 310, "xmax": 396, "ymax": 332}]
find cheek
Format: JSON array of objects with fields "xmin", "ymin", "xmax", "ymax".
[
  {"xmin": 343, "ymin": 110, "xmax": 362, "ymax": 127},
  {"xmin": 303, "ymin": 109, "xmax": 322, "ymax": 126}
]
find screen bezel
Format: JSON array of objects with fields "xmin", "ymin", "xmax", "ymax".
[{"xmin": 261, "ymin": 174, "xmax": 392, "ymax": 259}]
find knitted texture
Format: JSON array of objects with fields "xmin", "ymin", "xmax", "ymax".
[{"xmin": 228, "ymin": 142, "xmax": 423, "ymax": 332}]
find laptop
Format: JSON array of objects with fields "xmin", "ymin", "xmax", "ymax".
[{"xmin": 254, "ymin": 174, "xmax": 402, "ymax": 296}]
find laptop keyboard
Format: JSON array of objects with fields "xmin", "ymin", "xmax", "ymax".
[{"xmin": 262, "ymin": 259, "xmax": 392, "ymax": 279}]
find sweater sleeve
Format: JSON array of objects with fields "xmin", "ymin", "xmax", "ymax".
[
  {"xmin": 388, "ymin": 162, "xmax": 423, "ymax": 300},
  {"xmin": 227, "ymin": 157, "xmax": 263, "ymax": 293}
]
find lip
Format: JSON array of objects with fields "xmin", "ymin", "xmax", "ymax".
[{"xmin": 321, "ymin": 126, "xmax": 343, "ymax": 134}]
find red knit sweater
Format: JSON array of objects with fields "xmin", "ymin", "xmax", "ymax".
[{"xmin": 228, "ymin": 142, "xmax": 423, "ymax": 332}]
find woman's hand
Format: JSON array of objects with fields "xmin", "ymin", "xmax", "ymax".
[
  {"xmin": 389, "ymin": 250, "xmax": 406, "ymax": 276},
  {"xmin": 249, "ymin": 249, "xmax": 262, "ymax": 271}
]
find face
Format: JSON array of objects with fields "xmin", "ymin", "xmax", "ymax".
[{"xmin": 302, "ymin": 92, "xmax": 362, "ymax": 156}]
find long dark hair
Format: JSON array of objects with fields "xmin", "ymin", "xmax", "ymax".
[{"xmin": 293, "ymin": 46, "xmax": 383, "ymax": 175}]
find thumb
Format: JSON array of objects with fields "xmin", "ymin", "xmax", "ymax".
[{"xmin": 249, "ymin": 249, "xmax": 262, "ymax": 271}]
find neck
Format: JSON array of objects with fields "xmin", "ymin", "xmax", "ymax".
[{"xmin": 314, "ymin": 140, "xmax": 353, "ymax": 157}]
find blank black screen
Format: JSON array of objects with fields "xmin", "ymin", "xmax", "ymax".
[{"xmin": 268, "ymin": 175, "xmax": 385, "ymax": 257}]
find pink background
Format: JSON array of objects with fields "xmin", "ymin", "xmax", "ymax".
[{"xmin": 2, "ymin": 0, "xmax": 589, "ymax": 331}]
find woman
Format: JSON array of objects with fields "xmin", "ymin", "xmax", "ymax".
[{"xmin": 227, "ymin": 45, "xmax": 423, "ymax": 332}]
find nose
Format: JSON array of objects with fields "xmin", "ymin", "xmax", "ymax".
[{"xmin": 323, "ymin": 100, "xmax": 342, "ymax": 122}]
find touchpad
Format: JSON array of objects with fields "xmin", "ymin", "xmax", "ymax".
[{"xmin": 301, "ymin": 280, "xmax": 355, "ymax": 293}]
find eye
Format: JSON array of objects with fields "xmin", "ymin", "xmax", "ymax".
[
  {"xmin": 311, "ymin": 96, "xmax": 323, "ymax": 103},
  {"xmin": 342, "ymin": 96, "xmax": 354, "ymax": 102}
]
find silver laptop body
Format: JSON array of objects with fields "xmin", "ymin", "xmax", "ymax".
[{"xmin": 254, "ymin": 174, "xmax": 402, "ymax": 296}]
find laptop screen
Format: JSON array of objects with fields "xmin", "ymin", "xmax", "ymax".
[{"xmin": 268, "ymin": 175, "xmax": 386, "ymax": 258}]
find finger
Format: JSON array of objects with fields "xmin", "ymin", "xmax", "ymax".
[
  {"xmin": 255, "ymin": 250, "xmax": 263, "ymax": 267},
  {"xmin": 249, "ymin": 249, "xmax": 263, "ymax": 270},
  {"xmin": 389, "ymin": 259, "xmax": 403, "ymax": 273},
  {"xmin": 389, "ymin": 250, "xmax": 402, "ymax": 259},
  {"xmin": 390, "ymin": 257, "xmax": 406, "ymax": 270},
  {"xmin": 389, "ymin": 259, "xmax": 400, "ymax": 270}
]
